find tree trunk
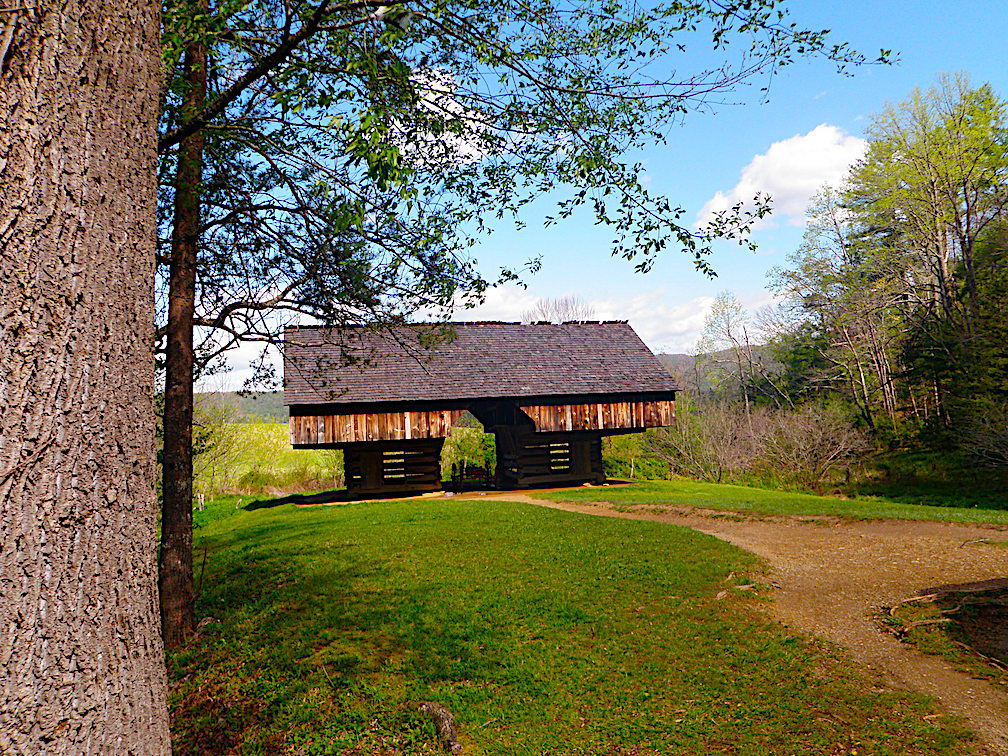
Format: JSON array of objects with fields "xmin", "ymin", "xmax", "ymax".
[
  {"xmin": 160, "ymin": 20, "xmax": 208, "ymax": 648},
  {"xmin": 0, "ymin": 0, "xmax": 170, "ymax": 749}
]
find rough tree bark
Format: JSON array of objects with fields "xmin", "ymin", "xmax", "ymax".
[
  {"xmin": 0, "ymin": 0, "xmax": 171, "ymax": 749},
  {"xmin": 160, "ymin": 13, "xmax": 208, "ymax": 648}
]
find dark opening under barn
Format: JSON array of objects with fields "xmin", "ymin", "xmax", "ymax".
[{"xmin": 283, "ymin": 321, "xmax": 679, "ymax": 497}]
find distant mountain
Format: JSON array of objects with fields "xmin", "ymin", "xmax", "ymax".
[
  {"xmin": 196, "ymin": 391, "xmax": 287, "ymax": 422},
  {"xmin": 657, "ymin": 345, "xmax": 777, "ymax": 396},
  {"xmin": 656, "ymin": 353, "xmax": 697, "ymax": 391}
]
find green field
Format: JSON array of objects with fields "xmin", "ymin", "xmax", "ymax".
[
  {"xmin": 171, "ymin": 496, "xmax": 970, "ymax": 754},
  {"xmin": 193, "ymin": 422, "xmax": 342, "ymax": 497},
  {"xmin": 531, "ymin": 479, "xmax": 1008, "ymax": 526}
]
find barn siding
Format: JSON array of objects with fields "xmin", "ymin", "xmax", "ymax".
[
  {"xmin": 290, "ymin": 409, "xmax": 466, "ymax": 446},
  {"xmin": 518, "ymin": 399, "xmax": 674, "ymax": 433},
  {"xmin": 290, "ymin": 399, "xmax": 674, "ymax": 447}
]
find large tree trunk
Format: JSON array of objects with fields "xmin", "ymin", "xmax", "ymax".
[
  {"xmin": 160, "ymin": 23, "xmax": 208, "ymax": 648},
  {"xmin": 0, "ymin": 0, "xmax": 170, "ymax": 749}
]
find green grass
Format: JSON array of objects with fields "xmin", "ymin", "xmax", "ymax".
[
  {"xmin": 849, "ymin": 450, "xmax": 1008, "ymax": 510},
  {"xmin": 169, "ymin": 496, "xmax": 971, "ymax": 754},
  {"xmin": 530, "ymin": 479, "xmax": 1008, "ymax": 526}
]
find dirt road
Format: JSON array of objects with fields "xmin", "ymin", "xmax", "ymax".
[{"xmin": 496, "ymin": 494, "xmax": 1008, "ymax": 754}]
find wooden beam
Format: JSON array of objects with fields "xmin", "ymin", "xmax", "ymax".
[{"xmin": 290, "ymin": 409, "xmax": 465, "ymax": 447}]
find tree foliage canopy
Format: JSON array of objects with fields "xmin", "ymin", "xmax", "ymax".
[
  {"xmin": 156, "ymin": 0, "xmax": 887, "ymax": 376},
  {"xmin": 767, "ymin": 75, "xmax": 1008, "ymax": 456}
]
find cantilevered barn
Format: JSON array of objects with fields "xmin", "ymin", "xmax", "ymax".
[{"xmin": 284, "ymin": 321, "xmax": 678, "ymax": 497}]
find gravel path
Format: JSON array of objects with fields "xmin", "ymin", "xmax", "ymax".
[{"xmin": 492, "ymin": 494, "xmax": 1008, "ymax": 754}]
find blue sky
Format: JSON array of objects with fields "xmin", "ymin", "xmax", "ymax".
[
  {"xmin": 457, "ymin": 1, "xmax": 1008, "ymax": 348},
  {"xmin": 217, "ymin": 1, "xmax": 1008, "ymax": 389}
]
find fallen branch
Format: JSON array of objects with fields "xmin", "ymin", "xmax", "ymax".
[
  {"xmin": 898, "ymin": 617, "xmax": 952, "ymax": 635},
  {"xmin": 888, "ymin": 594, "xmax": 939, "ymax": 617},
  {"xmin": 958, "ymin": 538, "xmax": 991, "ymax": 548},
  {"xmin": 951, "ymin": 640, "xmax": 1008, "ymax": 672},
  {"xmin": 195, "ymin": 616, "xmax": 218, "ymax": 634},
  {"xmin": 420, "ymin": 701, "xmax": 462, "ymax": 753},
  {"xmin": 195, "ymin": 546, "xmax": 208, "ymax": 600}
]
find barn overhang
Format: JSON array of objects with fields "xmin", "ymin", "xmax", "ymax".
[{"xmin": 282, "ymin": 322, "xmax": 680, "ymax": 495}]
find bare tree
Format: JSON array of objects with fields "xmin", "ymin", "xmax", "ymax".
[
  {"xmin": 961, "ymin": 398, "xmax": 1008, "ymax": 469},
  {"xmin": 521, "ymin": 296, "xmax": 597, "ymax": 323},
  {"xmin": 644, "ymin": 400, "xmax": 866, "ymax": 490},
  {"xmin": 643, "ymin": 400, "xmax": 762, "ymax": 483},
  {"xmin": 759, "ymin": 405, "xmax": 869, "ymax": 491},
  {"xmin": 192, "ymin": 393, "xmax": 251, "ymax": 498},
  {"xmin": 0, "ymin": 0, "xmax": 170, "ymax": 748}
]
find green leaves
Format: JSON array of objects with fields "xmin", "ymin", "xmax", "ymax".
[
  {"xmin": 157, "ymin": 0, "xmax": 894, "ymax": 380},
  {"xmin": 767, "ymin": 76, "xmax": 1008, "ymax": 445}
]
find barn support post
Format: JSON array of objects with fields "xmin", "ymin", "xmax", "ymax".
[{"xmin": 492, "ymin": 426, "xmax": 606, "ymax": 489}]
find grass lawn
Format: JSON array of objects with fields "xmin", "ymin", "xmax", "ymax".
[
  {"xmin": 170, "ymin": 496, "xmax": 970, "ymax": 754},
  {"xmin": 530, "ymin": 479, "xmax": 1008, "ymax": 526}
]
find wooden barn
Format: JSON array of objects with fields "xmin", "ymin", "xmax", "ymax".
[{"xmin": 284, "ymin": 321, "xmax": 679, "ymax": 497}]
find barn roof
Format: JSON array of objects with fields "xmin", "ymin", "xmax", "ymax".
[{"xmin": 283, "ymin": 321, "xmax": 679, "ymax": 407}]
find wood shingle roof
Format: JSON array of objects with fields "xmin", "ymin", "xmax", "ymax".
[{"xmin": 283, "ymin": 321, "xmax": 679, "ymax": 406}]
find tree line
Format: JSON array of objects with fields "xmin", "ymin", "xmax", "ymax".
[
  {"xmin": 647, "ymin": 75, "xmax": 1008, "ymax": 490},
  {"xmin": 771, "ymin": 74, "xmax": 1008, "ymax": 461}
]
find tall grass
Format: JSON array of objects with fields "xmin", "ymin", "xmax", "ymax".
[{"xmin": 194, "ymin": 422, "xmax": 343, "ymax": 498}]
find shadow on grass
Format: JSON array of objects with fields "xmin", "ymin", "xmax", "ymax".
[
  {"xmin": 851, "ymin": 452, "xmax": 1008, "ymax": 511},
  {"xmin": 244, "ymin": 478, "xmax": 637, "ymax": 511},
  {"xmin": 243, "ymin": 488, "xmax": 352, "ymax": 509},
  {"xmin": 171, "ymin": 527, "xmax": 455, "ymax": 754},
  {"xmin": 853, "ymin": 478, "xmax": 1008, "ymax": 511}
]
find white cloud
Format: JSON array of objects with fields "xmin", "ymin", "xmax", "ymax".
[
  {"xmin": 593, "ymin": 291, "xmax": 714, "ymax": 352},
  {"xmin": 697, "ymin": 124, "xmax": 865, "ymax": 229},
  {"xmin": 199, "ymin": 339, "xmax": 282, "ymax": 394},
  {"xmin": 450, "ymin": 283, "xmax": 541, "ymax": 322}
]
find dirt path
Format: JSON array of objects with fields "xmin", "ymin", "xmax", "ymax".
[{"xmin": 488, "ymin": 494, "xmax": 1008, "ymax": 754}]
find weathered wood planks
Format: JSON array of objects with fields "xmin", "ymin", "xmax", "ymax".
[
  {"xmin": 290, "ymin": 409, "xmax": 465, "ymax": 446},
  {"xmin": 518, "ymin": 399, "xmax": 674, "ymax": 433},
  {"xmin": 291, "ymin": 399, "xmax": 674, "ymax": 447},
  {"xmin": 344, "ymin": 439, "xmax": 446, "ymax": 495},
  {"xmin": 495, "ymin": 430, "xmax": 606, "ymax": 489}
]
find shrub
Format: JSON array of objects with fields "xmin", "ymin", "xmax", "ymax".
[
  {"xmin": 640, "ymin": 399, "xmax": 868, "ymax": 491},
  {"xmin": 960, "ymin": 397, "xmax": 1008, "ymax": 468},
  {"xmin": 642, "ymin": 399, "xmax": 762, "ymax": 483},
  {"xmin": 195, "ymin": 418, "xmax": 343, "ymax": 497},
  {"xmin": 440, "ymin": 425, "xmax": 496, "ymax": 480},
  {"xmin": 757, "ymin": 404, "xmax": 870, "ymax": 491}
]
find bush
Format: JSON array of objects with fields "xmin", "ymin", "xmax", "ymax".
[
  {"xmin": 195, "ymin": 418, "xmax": 343, "ymax": 497},
  {"xmin": 757, "ymin": 404, "xmax": 870, "ymax": 491},
  {"xmin": 642, "ymin": 399, "xmax": 760, "ymax": 484},
  {"xmin": 602, "ymin": 434, "xmax": 670, "ymax": 480},
  {"xmin": 960, "ymin": 397, "xmax": 1008, "ymax": 468},
  {"xmin": 640, "ymin": 400, "xmax": 868, "ymax": 491}
]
